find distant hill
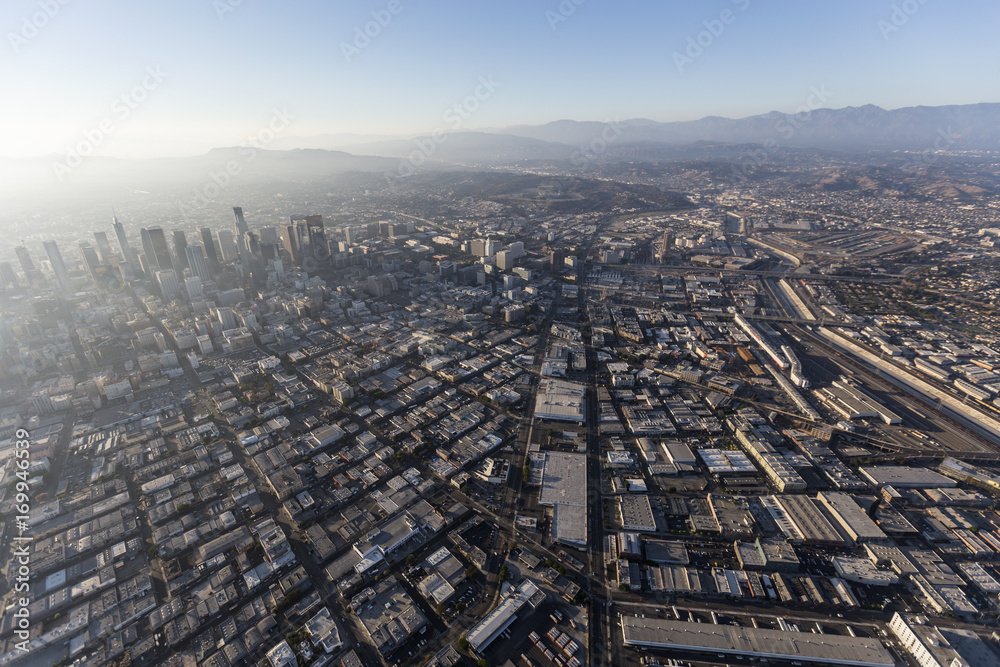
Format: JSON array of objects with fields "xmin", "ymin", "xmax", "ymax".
[{"xmin": 496, "ymin": 103, "xmax": 1000, "ymax": 152}]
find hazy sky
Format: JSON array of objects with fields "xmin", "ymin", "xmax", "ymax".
[{"xmin": 2, "ymin": 0, "xmax": 997, "ymax": 158}]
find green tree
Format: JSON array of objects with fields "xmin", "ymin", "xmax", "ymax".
[{"xmin": 457, "ymin": 637, "xmax": 470, "ymax": 651}]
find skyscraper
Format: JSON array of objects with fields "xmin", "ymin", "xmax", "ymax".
[
  {"xmin": 233, "ymin": 207, "xmax": 249, "ymax": 236},
  {"xmin": 15, "ymin": 246, "xmax": 35, "ymax": 274},
  {"xmin": 200, "ymin": 227, "xmax": 220, "ymax": 274},
  {"xmin": 233, "ymin": 207, "xmax": 251, "ymax": 269},
  {"xmin": 93, "ymin": 231, "xmax": 114, "ymax": 265},
  {"xmin": 216, "ymin": 229, "xmax": 238, "ymax": 263},
  {"xmin": 43, "ymin": 240, "xmax": 71, "ymax": 291},
  {"xmin": 281, "ymin": 224, "xmax": 301, "ymax": 264},
  {"xmin": 185, "ymin": 245, "xmax": 210, "ymax": 282},
  {"xmin": 172, "ymin": 230, "xmax": 189, "ymax": 271},
  {"xmin": 113, "ymin": 214, "xmax": 140, "ymax": 270},
  {"xmin": 156, "ymin": 269, "xmax": 180, "ymax": 300},
  {"xmin": 141, "ymin": 227, "xmax": 173, "ymax": 272},
  {"xmin": 79, "ymin": 243, "xmax": 103, "ymax": 283},
  {"xmin": 0, "ymin": 262, "xmax": 17, "ymax": 289}
]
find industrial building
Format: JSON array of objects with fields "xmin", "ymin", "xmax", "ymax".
[
  {"xmin": 533, "ymin": 378, "xmax": 586, "ymax": 423},
  {"xmin": 763, "ymin": 495, "xmax": 844, "ymax": 545},
  {"xmin": 618, "ymin": 495, "xmax": 657, "ymax": 532},
  {"xmin": 466, "ymin": 579, "xmax": 545, "ymax": 653},
  {"xmin": 859, "ymin": 466, "xmax": 956, "ymax": 489},
  {"xmin": 537, "ymin": 452, "xmax": 588, "ymax": 547},
  {"xmin": 621, "ymin": 617, "xmax": 894, "ymax": 666},
  {"xmin": 815, "ymin": 492, "xmax": 888, "ymax": 544},
  {"xmin": 889, "ymin": 613, "xmax": 1000, "ymax": 667}
]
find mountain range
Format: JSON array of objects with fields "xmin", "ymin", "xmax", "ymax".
[{"xmin": 269, "ymin": 102, "xmax": 1000, "ymax": 158}]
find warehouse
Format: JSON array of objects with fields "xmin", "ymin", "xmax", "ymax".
[
  {"xmin": 859, "ymin": 466, "xmax": 957, "ymax": 489},
  {"xmin": 533, "ymin": 378, "xmax": 586, "ymax": 423},
  {"xmin": 622, "ymin": 617, "xmax": 894, "ymax": 666}
]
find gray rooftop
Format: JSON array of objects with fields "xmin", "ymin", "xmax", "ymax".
[{"xmin": 622, "ymin": 617, "xmax": 893, "ymax": 666}]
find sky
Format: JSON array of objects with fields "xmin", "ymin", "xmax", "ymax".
[{"xmin": 1, "ymin": 0, "xmax": 998, "ymax": 158}]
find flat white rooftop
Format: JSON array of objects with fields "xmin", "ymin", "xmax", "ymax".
[{"xmin": 622, "ymin": 617, "xmax": 893, "ymax": 666}]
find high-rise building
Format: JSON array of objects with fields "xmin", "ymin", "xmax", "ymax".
[
  {"xmin": 216, "ymin": 306, "xmax": 236, "ymax": 330},
  {"xmin": 506, "ymin": 241, "xmax": 525, "ymax": 258},
  {"xmin": 15, "ymin": 246, "xmax": 35, "ymax": 274},
  {"xmin": 141, "ymin": 227, "xmax": 173, "ymax": 272},
  {"xmin": 112, "ymin": 215, "xmax": 140, "ymax": 270},
  {"xmin": 233, "ymin": 208, "xmax": 251, "ymax": 268},
  {"xmin": 281, "ymin": 224, "xmax": 301, "ymax": 264},
  {"xmin": 79, "ymin": 243, "xmax": 103, "ymax": 283},
  {"xmin": 470, "ymin": 239, "xmax": 486, "ymax": 256},
  {"xmin": 216, "ymin": 229, "xmax": 238, "ymax": 263},
  {"xmin": 43, "ymin": 240, "xmax": 71, "ymax": 291},
  {"xmin": 185, "ymin": 245, "xmax": 210, "ymax": 282},
  {"xmin": 93, "ymin": 231, "xmax": 114, "ymax": 264},
  {"xmin": 291, "ymin": 214, "xmax": 327, "ymax": 261},
  {"xmin": 292, "ymin": 218, "xmax": 312, "ymax": 260},
  {"xmin": 0, "ymin": 262, "xmax": 17, "ymax": 289},
  {"xmin": 233, "ymin": 207, "xmax": 249, "ymax": 236},
  {"xmin": 496, "ymin": 250, "xmax": 515, "ymax": 271},
  {"xmin": 155, "ymin": 269, "xmax": 180, "ymax": 300},
  {"xmin": 200, "ymin": 227, "xmax": 220, "ymax": 274},
  {"xmin": 184, "ymin": 276, "xmax": 204, "ymax": 300},
  {"xmin": 172, "ymin": 230, "xmax": 189, "ymax": 271},
  {"xmin": 484, "ymin": 238, "xmax": 499, "ymax": 257}
]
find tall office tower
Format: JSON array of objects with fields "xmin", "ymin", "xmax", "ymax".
[
  {"xmin": 140, "ymin": 228, "xmax": 157, "ymax": 271},
  {"xmin": 496, "ymin": 250, "xmax": 515, "ymax": 271},
  {"xmin": 172, "ymin": 230, "xmax": 189, "ymax": 271},
  {"xmin": 470, "ymin": 239, "xmax": 486, "ymax": 256},
  {"xmin": 112, "ymin": 215, "xmax": 139, "ymax": 268},
  {"xmin": 281, "ymin": 224, "xmax": 300, "ymax": 264},
  {"xmin": 141, "ymin": 227, "xmax": 173, "ymax": 272},
  {"xmin": 308, "ymin": 215, "xmax": 328, "ymax": 260},
  {"xmin": 79, "ymin": 243, "xmax": 103, "ymax": 283},
  {"xmin": 258, "ymin": 227, "xmax": 280, "ymax": 261},
  {"xmin": 484, "ymin": 238, "xmax": 498, "ymax": 257},
  {"xmin": 661, "ymin": 231, "xmax": 673, "ymax": 255},
  {"xmin": 184, "ymin": 276, "xmax": 204, "ymax": 300},
  {"xmin": 93, "ymin": 231, "xmax": 114, "ymax": 264},
  {"xmin": 138, "ymin": 254, "xmax": 153, "ymax": 279},
  {"xmin": 200, "ymin": 227, "xmax": 220, "ymax": 274},
  {"xmin": 233, "ymin": 208, "xmax": 252, "ymax": 269},
  {"xmin": 43, "ymin": 240, "xmax": 72, "ymax": 291},
  {"xmin": 112, "ymin": 215, "xmax": 129, "ymax": 254},
  {"xmin": 233, "ymin": 207, "xmax": 249, "ymax": 236},
  {"xmin": 291, "ymin": 217, "xmax": 312, "ymax": 260},
  {"xmin": 0, "ymin": 262, "xmax": 17, "ymax": 289},
  {"xmin": 185, "ymin": 245, "xmax": 210, "ymax": 282},
  {"xmin": 15, "ymin": 246, "xmax": 41, "ymax": 288},
  {"xmin": 155, "ymin": 269, "xmax": 180, "ymax": 300},
  {"xmin": 216, "ymin": 229, "xmax": 238, "ymax": 262},
  {"xmin": 344, "ymin": 225, "xmax": 358, "ymax": 246},
  {"xmin": 216, "ymin": 306, "xmax": 236, "ymax": 330},
  {"xmin": 15, "ymin": 246, "xmax": 35, "ymax": 274},
  {"xmin": 506, "ymin": 241, "xmax": 525, "ymax": 258}
]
